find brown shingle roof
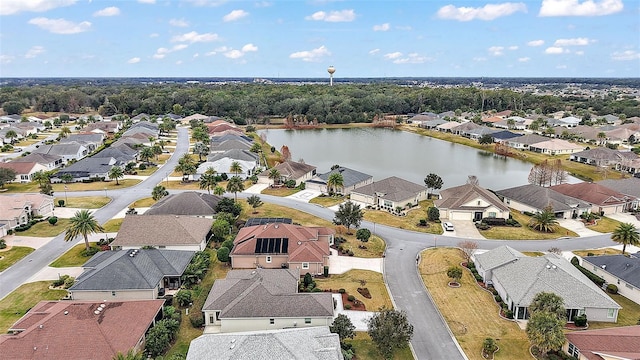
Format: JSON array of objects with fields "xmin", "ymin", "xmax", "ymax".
[
  {"xmin": 435, "ymin": 183, "xmax": 509, "ymax": 211},
  {"xmin": 0, "ymin": 300, "xmax": 164, "ymax": 360},
  {"xmin": 352, "ymin": 176, "xmax": 426, "ymax": 202},
  {"xmin": 550, "ymin": 183, "xmax": 629, "ymax": 206},
  {"xmin": 111, "ymin": 215, "xmax": 212, "ymax": 247},
  {"xmin": 0, "ymin": 161, "xmax": 39, "ymax": 175},
  {"xmin": 565, "ymin": 326, "xmax": 640, "ymax": 360},
  {"xmin": 259, "ymin": 161, "xmax": 316, "ymax": 181}
]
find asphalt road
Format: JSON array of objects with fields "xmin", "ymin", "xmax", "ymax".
[{"xmin": 0, "ymin": 125, "xmax": 618, "ymax": 360}]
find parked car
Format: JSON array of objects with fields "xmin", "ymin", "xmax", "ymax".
[{"xmin": 443, "ymin": 222, "xmax": 455, "ymax": 231}]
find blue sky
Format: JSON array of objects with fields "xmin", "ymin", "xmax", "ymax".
[{"xmin": 0, "ymin": 0, "xmax": 638, "ymax": 78}]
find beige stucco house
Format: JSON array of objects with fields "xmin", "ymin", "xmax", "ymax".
[
  {"xmin": 0, "ymin": 161, "xmax": 48, "ymax": 183},
  {"xmin": 582, "ymin": 255, "xmax": 640, "ymax": 306},
  {"xmin": 435, "ymin": 182, "xmax": 509, "ymax": 221},
  {"xmin": 0, "ymin": 193, "xmax": 54, "ymax": 230},
  {"xmin": 257, "ymin": 160, "xmax": 317, "ymax": 186},
  {"xmin": 350, "ymin": 176, "xmax": 428, "ymax": 211}
]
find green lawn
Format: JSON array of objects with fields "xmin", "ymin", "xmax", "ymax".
[
  {"xmin": 55, "ymin": 196, "xmax": 110, "ymax": 208},
  {"xmin": 0, "ymin": 281, "xmax": 68, "ymax": 332},
  {"xmin": 18, "ymin": 218, "xmax": 71, "ymax": 237},
  {"xmin": 49, "ymin": 243, "xmax": 98, "ymax": 267},
  {"xmin": 586, "ymin": 216, "xmax": 622, "ymax": 233},
  {"xmin": 129, "ymin": 197, "xmax": 157, "ymax": 208},
  {"xmin": 345, "ymin": 332, "xmax": 414, "ymax": 360},
  {"xmin": 260, "ymin": 187, "xmax": 300, "ymax": 197},
  {"xmin": 0, "ymin": 246, "xmax": 35, "ymax": 272},
  {"xmin": 363, "ymin": 200, "xmax": 442, "ymax": 234},
  {"xmin": 572, "ymin": 248, "xmax": 621, "ymax": 257},
  {"xmin": 102, "ymin": 218, "xmax": 123, "ymax": 232},
  {"xmin": 479, "ymin": 211, "xmax": 578, "ymax": 240},
  {"xmin": 309, "ymin": 195, "xmax": 346, "ymax": 207},
  {"xmin": 315, "ymin": 270, "xmax": 393, "ymax": 311}
]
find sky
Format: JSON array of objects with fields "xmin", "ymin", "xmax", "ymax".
[{"xmin": 0, "ymin": 0, "xmax": 638, "ymax": 78}]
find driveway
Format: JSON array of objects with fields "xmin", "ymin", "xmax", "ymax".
[
  {"xmin": 607, "ymin": 212, "xmax": 640, "ymax": 227},
  {"xmin": 447, "ymin": 220, "xmax": 484, "ymax": 239},
  {"xmin": 328, "ymin": 249, "xmax": 383, "ymax": 274},
  {"xmin": 244, "ymin": 183, "xmax": 268, "ymax": 194},
  {"xmin": 557, "ymin": 219, "xmax": 601, "ymax": 237},
  {"xmin": 286, "ymin": 189, "xmax": 322, "ymax": 202},
  {"xmin": 3, "ymin": 235, "xmax": 55, "ymax": 250}
]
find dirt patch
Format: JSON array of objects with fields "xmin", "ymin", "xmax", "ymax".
[
  {"xmin": 357, "ymin": 287, "xmax": 372, "ymax": 299},
  {"xmin": 342, "ymin": 292, "xmax": 367, "ymax": 311}
]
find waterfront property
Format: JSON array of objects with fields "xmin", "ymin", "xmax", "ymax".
[
  {"xmin": 435, "ymin": 182, "xmax": 509, "ymax": 221},
  {"xmin": 257, "ymin": 160, "xmax": 317, "ymax": 186},
  {"xmin": 350, "ymin": 176, "xmax": 428, "ymax": 211},
  {"xmin": 551, "ymin": 183, "xmax": 632, "ymax": 214},
  {"xmin": 306, "ymin": 166, "xmax": 373, "ymax": 195},
  {"xmin": 563, "ymin": 326, "xmax": 640, "ymax": 360},
  {"xmin": 496, "ymin": 184, "xmax": 591, "ymax": 219}
]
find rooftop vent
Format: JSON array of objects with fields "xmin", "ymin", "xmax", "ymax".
[
  {"xmin": 39, "ymin": 324, "xmax": 43, "ymax": 329},
  {"xmin": 602, "ymin": 265, "xmax": 607, "ymax": 270},
  {"xmin": 64, "ymin": 311, "xmax": 68, "ymax": 315},
  {"xmin": 546, "ymin": 265, "xmax": 551, "ymax": 269},
  {"xmin": 551, "ymin": 265, "xmax": 557, "ymax": 269},
  {"xmin": 94, "ymin": 311, "xmax": 100, "ymax": 315}
]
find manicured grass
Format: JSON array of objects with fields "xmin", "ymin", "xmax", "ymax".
[
  {"xmin": 315, "ymin": 270, "xmax": 393, "ymax": 311},
  {"xmin": 419, "ymin": 248, "xmax": 531, "ymax": 360},
  {"xmin": 136, "ymin": 164, "xmax": 160, "ymax": 176},
  {"xmin": 102, "ymin": 218, "xmax": 123, "ymax": 232},
  {"xmin": 586, "ymin": 216, "xmax": 622, "ymax": 233},
  {"xmin": 479, "ymin": 211, "xmax": 578, "ymax": 240},
  {"xmin": 522, "ymin": 251, "xmax": 545, "ymax": 257},
  {"xmin": 238, "ymin": 200, "xmax": 333, "ymax": 228},
  {"xmin": 49, "ymin": 243, "xmax": 98, "ymax": 267},
  {"xmin": 345, "ymin": 332, "xmax": 414, "ymax": 360},
  {"xmin": 336, "ymin": 234, "xmax": 386, "ymax": 258},
  {"xmin": 309, "ymin": 195, "xmax": 346, "ymax": 207},
  {"xmin": 18, "ymin": 218, "xmax": 71, "ymax": 237},
  {"xmin": 1, "ymin": 182, "xmax": 41, "ymax": 193},
  {"xmin": 163, "ymin": 180, "xmax": 201, "ymax": 190},
  {"xmin": 0, "ymin": 246, "xmax": 35, "ymax": 272},
  {"xmin": 0, "ymin": 281, "xmax": 68, "ymax": 332},
  {"xmin": 363, "ymin": 200, "xmax": 442, "ymax": 234},
  {"xmin": 585, "ymin": 293, "xmax": 640, "ymax": 329},
  {"xmin": 54, "ymin": 196, "xmax": 110, "ymax": 209},
  {"xmin": 572, "ymin": 248, "xmax": 621, "ymax": 257},
  {"xmin": 51, "ymin": 179, "xmax": 141, "ymax": 192},
  {"xmin": 260, "ymin": 186, "xmax": 300, "ymax": 197},
  {"xmin": 129, "ymin": 197, "xmax": 157, "ymax": 208}
]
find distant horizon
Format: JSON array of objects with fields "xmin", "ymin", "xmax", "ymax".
[{"xmin": 2, "ymin": 76, "xmax": 640, "ymax": 79}]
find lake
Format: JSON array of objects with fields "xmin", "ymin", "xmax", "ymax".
[{"xmin": 258, "ymin": 127, "xmax": 535, "ymax": 191}]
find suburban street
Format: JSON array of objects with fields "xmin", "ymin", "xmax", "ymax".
[{"xmin": 0, "ymin": 125, "xmax": 618, "ymax": 360}]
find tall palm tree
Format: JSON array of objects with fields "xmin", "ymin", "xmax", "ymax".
[
  {"xmin": 268, "ymin": 168, "xmax": 281, "ymax": 185},
  {"xmin": 193, "ymin": 142, "xmax": 209, "ymax": 162},
  {"xmin": 529, "ymin": 207, "xmax": 559, "ymax": 233},
  {"xmin": 31, "ymin": 170, "xmax": 50, "ymax": 187},
  {"xmin": 230, "ymin": 161, "xmax": 242, "ymax": 176},
  {"xmin": 139, "ymin": 146, "xmax": 155, "ymax": 164},
  {"xmin": 327, "ymin": 172, "xmax": 344, "ymax": 195},
  {"xmin": 175, "ymin": 153, "xmax": 197, "ymax": 182},
  {"xmin": 213, "ymin": 185, "xmax": 225, "ymax": 196},
  {"xmin": 151, "ymin": 144, "xmax": 163, "ymax": 160},
  {"xmin": 611, "ymin": 223, "xmax": 640, "ymax": 255},
  {"xmin": 152, "ymin": 185, "xmax": 169, "ymax": 200},
  {"xmin": 157, "ymin": 139, "xmax": 168, "ymax": 150},
  {"xmin": 199, "ymin": 168, "xmax": 217, "ymax": 194},
  {"xmin": 108, "ymin": 166, "xmax": 124, "ymax": 185},
  {"xmin": 60, "ymin": 126, "xmax": 71, "ymax": 138},
  {"xmin": 5, "ymin": 129, "xmax": 18, "ymax": 144},
  {"xmin": 226, "ymin": 176, "xmax": 245, "ymax": 202},
  {"xmin": 64, "ymin": 209, "xmax": 104, "ymax": 251}
]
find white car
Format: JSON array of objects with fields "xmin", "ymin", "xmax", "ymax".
[{"xmin": 442, "ymin": 222, "xmax": 454, "ymax": 232}]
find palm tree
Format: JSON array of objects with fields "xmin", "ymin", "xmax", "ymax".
[
  {"xmin": 611, "ymin": 223, "xmax": 640, "ymax": 255},
  {"xmin": 327, "ymin": 172, "xmax": 344, "ymax": 195},
  {"xmin": 5, "ymin": 129, "xmax": 18, "ymax": 144},
  {"xmin": 112, "ymin": 349, "xmax": 144, "ymax": 360},
  {"xmin": 64, "ymin": 209, "xmax": 104, "ymax": 251},
  {"xmin": 175, "ymin": 153, "xmax": 197, "ymax": 182},
  {"xmin": 60, "ymin": 126, "xmax": 71, "ymax": 138},
  {"xmin": 597, "ymin": 132, "xmax": 607, "ymax": 144},
  {"xmin": 529, "ymin": 206, "xmax": 559, "ymax": 233},
  {"xmin": 108, "ymin": 166, "xmax": 124, "ymax": 185},
  {"xmin": 199, "ymin": 168, "xmax": 217, "ymax": 194},
  {"xmin": 32, "ymin": 170, "xmax": 50, "ymax": 187},
  {"xmin": 139, "ymin": 146, "xmax": 155, "ymax": 164},
  {"xmin": 152, "ymin": 185, "xmax": 168, "ymax": 201},
  {"xmin": 157, "ymin": 139, "xmax": 168, "ymax": 150},
  {"xmin": 148, "ymin": 136, "xmax": 155, "ymax": 146},
  {"xmin": 151, "ymin": 144, "xmax": 163, "ymax": 160},
  {"xmin": 230, "ymin": 161, "xmax": 242, "ymax": 176},
  {"xmin": 193, "ymin": 142, "xmax": 209, "ymax": 162},
  {"xmin": 268, "ymin": 168, "xmax": 281, "ymax": 185},
  {"xmin": 247, "ymin": 194, "xmax": 263, "ymax": 214},
  {"xmin": 226, "ymin": 176, "xmax": 245, "ymax": 202},
  {"xmin": 213, "ymin": 185, "xmax": 225, "ymax": 196}
]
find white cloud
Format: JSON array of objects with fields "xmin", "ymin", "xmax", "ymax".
[
  {"xmin": 0, "ymin": 0, "xmax": 77, "ymax": 16},
  {"xmin": 127, "ymin": 57, "xmax": 141, "ymax": 64},
  {"xmin": 289, "ymin": 45, "xmax": 331, "ymax": 62},
  {"xmin": 373, "ymin": 23, "xmax": 390, "ymax": 31},
  {"xmin": 255, "ymin": 1, "xmax": 272, "ymax": 8},
  {"xmin": 473, "ymin": 57, "xmax": 488, "ymax": 61},
  {"xmin": 223, "ymin": 9, "xmax": 249, "ymax": 22},
  {"xmin": 153, "ymin": 44, "xmax": 188, "ymax": 59},
  {"xmin": 193, "ymin": 53, "xmax": 199, "ymax": 58},
  {"xmin": 488, "ymin": 46, "xmax": 504, "ymax": 56},
  {"xmin": 508, "ymin": 45, "xmax": 519, "ymax": 50},
  {"xmin": 384, "ymin": 52, "xmax": 403, "ymax": 60},
  {"xmin": 369, "ymin": 48, "xmax": 380, "ymax": 55},
  {"xmin": 545, "ymin": 46, "xmax": 569, "ymax": 54},
  {"xmin": 176, "ymin": 60, "xmax": 183, "ymax": 65},
  {"xmin": 241, "ymin": 43, "xmax": 258, "ymax": 52},
  {"xmin": 553, "ymin": 37, "xmax": 592, "ymax": 46},
  {"xmin": 436, "ymin": 2, "xmax": 527, "ymax": 21},
  {"xmin": 173, "ymin": 44, "xmax": 188, "ymax": 51},
  {"xmin": 28, "ymin": 17, "xmax": 91, "ymax": 34},
  {"xmin": 556, "ymin": 64, "xmax": 567, "ymax": 69},
  {"xmin": 149, "ymin": 33, "xmax": 159, "ymax": 38},
  {"xmin": 518, "ymin": 57, "xmax": 530, "ymax": 62},
  {"xmin": 183, "ymin": 0, "xmax": 226, "ymax": 7},
  {"xmin": 392, "ymin": 53, "xmax": 430, "ymax": 64},
  {"xmin": 93, "ymin": 6, "xmax": 120, "ymax": 17},
  {"xmin": 574, "ymin": 50, "xmax": 584, "ymax": 55},
  {"xmin": 539, "ymin": 0, "xmax": 623, "ymax": 16},
  {"xmin": 0, "ymin": 55, "xmax": 15, "ymax": 64},
  {"xmin": 138, "ymin": 0, "xmax": 156, "ymax": 3},
  {"xmin": 611, "ymin": 50, "xmax": 640, "ymax": 61},
  {"xmin": 171, "ymin": 31, "xmax": 219, "ymax": 43},
  {"xmin": 25, "ymin": 45, "xmax": 45, "ymax": 58},
  {"xmin": 169, "ymin": 18, "xmax": 189, "ymax": 27},
  {"xmin": 527, "ymin": 39, "xmax": 545, "ymax": 46},
  {"xmin": 305, "ymin": 9, "xmax": 356, "ymax": 22},
  {"xmin": 224, "ymin": 49, "xmax": 244, "ymax": 59}
]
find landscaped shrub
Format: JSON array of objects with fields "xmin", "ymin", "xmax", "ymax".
[
  {"xmin": 571, "ymin": 259, "xmax": 605, "ymax": 287},
  {"xmin": 467, "ymin": 262, "xmax": 476, "ymax": 269},
  {"xmin": 483, "ymin": 218, "xmax": 507, "ymax": 226},
  {"xmin": 52, "ymin": 275, "xmax": 70, "ymax": 287},
  {"xmin": 571, "ymin": 256, "xmax": 579, "ymax": 266},
  {"xmin": 189, "ymin": 312, "xmax": 204, "ymax": 328},
  {"xmin": 63, "ymin": 276, "xmax": 75, "ymax": 289},
  {"xmin": 606, "ymin": 284, "xmax": 618, "ymax": 294},
  {"xmin": 523, "ymin": 211, "xmax": 535, "ymax": 216},
  {"xmin": 494, "ymin": 295, "xmax": 502, "ymax": 303},
  {"xmin": 348, "ymin": 250, "xmax": 354, "ymax": 256},
  {"xmin": 344, "ymin": 304, "xmax": 352, "ymax": 310},
  {"xmin": 312, "ymin": 287, "xmax": 322, "ymax": 292},
  {"xmin": 505, "ymin": 310, "xmax": 514, "ymax": 319},
  {"xmin": 176, "ymin": 289, "xmax": 192, "ymax": 307},
  {"xmin": 0, "ymin": 239, "xmax": 6, "ymax": 249},
  {"xmin": 347, "ymin": 295, "xmax": 355, "ymax": 302},
  {"xmin": 419, "ymin": 219, "xmax": 427, "ymax": 226},
  {"xmin": 145, "ymin": 318, "xmax": 180, "ymax": 357},
  {"xmin": 324, "ymin": 266, "xmax": 329, "ymax": 277},
  {"xmin": 483, "ymin": 338, "xmax": 498, "ymax": 355},
  {"xmin": 48, "ymin": 216, "xmax": 58, "ymax": 226},
  {"xmin": 475, "ymin": 222, "xmax": 491, "ymax": 230},
  {"xmin": 138, "ymin": 163, "xmax": 147, "ymax": 170},
  {"xmin": 285, "ymin": 179, "xmax": 296, "ymax": 188},
  {"xmin": 574, "ymin": 314, "xmax": 587, "ymax": 327},
  {"xmin": 474, "ymin": 274, "xmax": 483, "ymax": 282},
  {"xmin": 81, "ymin": 247, "xmax": 99, "ymax": 257},
  {"xmin": 57, "ymin": 199, "xmax": 65, "ymax": 207},
  {"xmin": 587, "ymin": 252, "xmax": 595, "ymax": 256},
  {"xmin": 339, "ymin": 288, "xmax": 346, "ymax": 294},
  {"xmin": 490, "ymin": 288, "xmax": 498, "ymax": 296},
  {"xmin": 506, "ymin": 218, "xmax": 521, "ymax": 227}
]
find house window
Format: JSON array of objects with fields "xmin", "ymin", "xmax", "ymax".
[
  {"xmin": 567, "ymin": 343, "xmax": 580, "ymax": 358},
  {"xmin": 111, "ymin": 291, "xmax": 116, "ymax": 296},
  {"xmin": 607, "ymin": 308, "xmax": 615, "ymax": 318},
  {"xmin": 506, "ymin": 199, "xmax": 510, "ymax": 204},
  {"xmin": 266, "ymin": 256, "xmax": 272, "ymax": 263},
  {"xmin": 302, "ymin": 262, "xmax": 309, "ymax": 269},
  {"xmin": 269, "ymin": 318, "xmax": 275, "ymax": 325},
  {"xmin": 488, "ymin": 212, "xmax": 496, "ymax": 218},
  {"xmin": 305, "ymin": 318, "xmax": 311, "ymax": 324},
  {"xmin": 384, "ymin": 200, "xmax": 392, "ymax": 207},
  {"xmin": 158, "ymin": 246, "xmax": 166, "ymax": 249},
  {"xmin": 216, "ymin": 311, "xmax": 220, "ymax": 321},
  {"xmin": 477, "ymin": 201, "xmax": 481, "ymax": 206},
  {"xmin": 625, "ymin": 283, "xmax": 634, "ymax": 290},
  {"xmin": 209, "ymin": 315, "xmax": 214, "ymax": 324}
]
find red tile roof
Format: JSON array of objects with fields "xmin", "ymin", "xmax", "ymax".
[
  {"xmin": 0, "ymin": 300, "xmax": 164, "ymax": 360},
  {"xmin": 0, "ymin": 162, "xmax": 38, "ymax": 175},
  {"xmin": 565, "ymin": 325, "xmax": 640, "ymax": 360}
]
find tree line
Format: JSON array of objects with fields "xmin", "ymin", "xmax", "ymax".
[{"xmin": 2, "ymin": 83, "xmax": 638, "ymax": 125}]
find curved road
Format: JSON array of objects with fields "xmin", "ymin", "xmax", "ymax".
[{"xmin": 0, "ymin": 125, "xmax": 617, "ymax": 360}]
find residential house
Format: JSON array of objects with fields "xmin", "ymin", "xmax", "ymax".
[
  {"xmin": 13, "ymin": 121, "xmax": 45, "ymax": 133},
  {"xmin": 583, "ymin": 255, "xmax": 640, "ymax": 306},
  {"xmin": 130, "ymin": 113, "xmax": 151, "ymax": 122},
  {"xmin": 33, "ymin": 143, "xmax": 88, "ymax": 164},
  {"xmin": 435, "ymin": 182, "xmax": 510, "ymax": 221},
  {"xmin": 597, "ymin": 178, "xmax": 640, "ymax": 210},
  {"xmin": 0, "ymin": 114, "xmax": 22, "ymax": 123},
  {"xmin": 110, "ymin": 215, "xmax": 213, "ymax": 251},
  {"xmin": 187, "ymin": 327, "xmax": 343, "ymax": 360},
  {"xmin": 209, "ymin": 139, "xmax": 253, "ymax": 153},
  {"xmin": 473, "ymin": 246, "xmax": 621, "ymax": 322},
  {"xmin": 11, "ymin": 152, "xmax": 63, "ymax": 170},
  {"xmin": 69, "ymin": 248, "xmax": 195, "ymax": 300},
  {"xmin": 507, "ymin": 134, "xmax": 549, "ymax": 150},
  {"xmin": 490, "ymin": 130, "xmax": 522, "ymax": 142},
  {"xmin": 350, "ymin": 176, "xmax": 428, "ymax": 211},
  {"xmin": 145, "ymin": 192, "xmax": 222, "ymax": 217},
  {"xmin": 551, "ymin": 183, "xmax": 631, "ymax": 214},
  {"xmin": 435, "ymin": 121, "xmax": 462, "ymax": 133},
  {"xmin": 306, "ymin": 167, "xmax": 373, "ymax": 195},
  {"xmin": 0, "ymin": 223, "xmax": 7, "ymax": 238},
  {"xmin": 419, "ymin": 119, "xmax": 447, "ymax": 129},
  {"xmin": 0, "ymin": 193, "xmax": 54, "ymax": 230},
  {"xmin": 210, "ymin": 133, "xmax": 253, "ymax": 145},
  {"xmin": 606, "ymin": 127, "xmax": 640, "ymax": 145},
  {"xmin": 451, "ymin": 121, "xmax": 480, "ymax": 135},
  {"xmin": 92, "ymin": 145, "xmax": 138, "ymax": 165},
  {"xmin": 496, "ymin": 184, "xmax": 591, "ymax": 219},
  {"xmin": 84, "ymin": 121, "xmax": 121, "ymax": 136},
  {"xmin": 207, "ymin": 122, "xmax": 240, "ymax": 135},
  {"xmin": 0, "ymin": 300, "xmax": 165, "ymax": 360},
  {"xmin": 181, "ymin": 113, "xmax": 209, "ymax": 122},
  {"xmin": 569, "ymin": 148, "xmax": 638, "ymax": 168},
  {"xmin": 0, "ymin": 161, "xmax": 48, "ymax": 183},
  {"xmin": 563, "ymin": 326, "xmax": 640, "ymax": 360},
  {"xmin": 529, "ymin": 139, "xmax": 584, "ymax": 155},
  {"xmin": 555, "ymin": 116, "xmax": 582, "ymax": 128},
  {"xmin": 257, "ymin": 161, "xmax": 317, "ymax": 186},
  {"xmin": 231, "ymin": 222, "xmax": 333, "ymax": 274},
  {"xmin": 201, "ymin": 269, "xmax": 334, "ymax": 333},
  {"xmin": 0, "ymin": 127, "xmax": 27, "ymax": 144},
  {"xmin": 59, "ymin": 133, "xmax": 105, "ymax": 152},
  {"xmin": 462, "ymin": 126, "xmax": 501, "ymax": 140},
  {"xmin": 51, "ymin": 157, "xmax": 120, "ymax": 182},
  {"xmin": 197, "ymin": 149, "xmax": 259, "ymax": 180},
  {"xmin": 563, "ymin": 125, "xmax": 603, "ymax": 143}
]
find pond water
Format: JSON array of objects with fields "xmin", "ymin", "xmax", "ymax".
[{"xmin": 258, "ymin": 127, "xmax": 535, "ymax": 191}]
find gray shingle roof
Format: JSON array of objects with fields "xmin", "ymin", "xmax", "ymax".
[
  {"xmin": 34, "ymin": 143, "xmax": 85, "ymax": 156},
  {"xmin": 54, "ymin": 157, "xmax": 116, "ymax": 177},
  {"xmin": 60, "ymin": 134, "xmax": 104, "ymax": 144},
  {"xmin": 352, "ymin": 176, "xmax": 426, "ymax": 202},
  {"xmin": 496, "ymin": 184, "xmax": 591, "ymax": 213},
  {"xmin": 210, "ymin": 139, "xmax": 252, "ymax": 152},
  {"xmin": 475, "ymin": 245, "xmax": 524, "ymax": 271},
  {"xmin": 583, "ymin": 255, "xmax": 640, "ymax": 288},
  {"xmin": 145, "ymin": 192, "xmax": 222, "ymax": 216},
  {"xmin": 597, "ymin": 178, "xmax": 640, "ymax": 198},
  {"xmin": 207, "ymin": 149, "xmax": 258, "ymax": 162},
  {"xmin": 186, "ymin": 327, "xmax": 343, "ymax": 360},
  {"xmin": 11, "ymin": 152, "xmax": 62, "ymax": 165},
  {"xmin": 70, "ymin": 249, "xmax": 195, "ymax": 291},
  {"xmin": 258, "ymin": 161, "xmax": 316, "ymax": 181},
  {"xmin": 111, "ymin": 215, "xmax": 213, "ymax": 247},
  {"xmin": 313, "ymin": 167, "xmax": 372, "ymax": 188},
  {"xmin": 510, "ymin": 134, "xmax": 549, "ymax": 145}
]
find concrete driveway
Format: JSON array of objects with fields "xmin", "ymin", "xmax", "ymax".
[
  {"xmin": 557, "ymin": 219, "xmax": 601, "ymax": 237},
  {"xmin": 244, "ymin": 183, "xmax": 269, "ymax": 194},
  {"xmin": 447, "ymin": 220, "xmax": 484, "ymax": 239},
  {"xmin": 3, "ymin": 235, "xmax": 55, "ymax": 250},
  {"xmin": 286, "ymin": 189, "xmax": 322, "ymax": 202},
  {"xmin": 328, "ymin": 249, "xmax": 383, "ymax": 274},
  {"xmin": 607, "ymin": 212, "xmax": 640, "ymax": 227}
]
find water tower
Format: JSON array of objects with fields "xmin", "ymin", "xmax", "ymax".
[{"xmin": 327, "ymin": 66, "xmax": 335, "ymax": 86}]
